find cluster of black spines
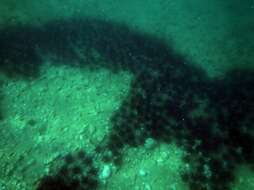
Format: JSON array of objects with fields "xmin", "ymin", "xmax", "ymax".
[
  {"xmin": 37, "ymin": 150, "xmax": 98, "ymax": 190},
  {"xmin": 0, "ymin": 18, "xmax": 253, "ymax": 190},
  {"xmin": 107, "ymin": 67, "xmax": 254, "ymax": 190}
]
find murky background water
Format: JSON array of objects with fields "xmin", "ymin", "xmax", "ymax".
[{"xmin": 0, "ymin": 1, "xmax": 253, "ymax": 189}]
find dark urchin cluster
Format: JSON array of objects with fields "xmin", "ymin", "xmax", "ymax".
[
  {"xmin": 0, "ymin": 18, "xmax": 253, "ymax": 190},
  {"xmin": 104, "ymin": 65, "xmax": 254, "ymax": 190},
  {"xmin": 36, "ymin": 151, "xmax": 99, "ymax": 190}
]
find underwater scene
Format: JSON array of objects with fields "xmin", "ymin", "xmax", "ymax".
[{"xmin": 0, "ymin": 0, "xmax": 254, "ymax": 190}]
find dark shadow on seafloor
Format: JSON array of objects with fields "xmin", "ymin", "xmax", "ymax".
[{"xmin": 0, "ymin": 18, "xmax": 253, "ymax": 190}]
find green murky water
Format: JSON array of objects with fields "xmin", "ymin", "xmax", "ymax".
[{"xmin": 0, "ymin": 1, "xmax": 253, "ymax": 190}]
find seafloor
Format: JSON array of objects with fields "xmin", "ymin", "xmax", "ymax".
[{"xmin": 0, "ymin": 1, "xmax": 253, "ymax": 190}]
